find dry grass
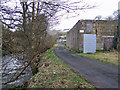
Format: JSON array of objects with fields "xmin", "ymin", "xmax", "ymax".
[
  {"xmin": 77, "ymin": 50, "xmax": 118, "ymax": 66},
  {"xmin": 27, "ymin": 44, "xmax": 95, "ymax": 88},
  {"xmin": 93, "ymin": 50, "xmax": 118, "ymax": 65},
  {"xmin": 63, "ymin": 43, "xmax": 118, "ymax": 66}
]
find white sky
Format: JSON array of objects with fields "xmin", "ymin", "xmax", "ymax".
[
  {"xmin": 54, "ymin": 0, "xmax": 120, "ymax": 31},
  {"xmin": 2, "ymin": 0, "xmax": 120, "ymax": 32}
]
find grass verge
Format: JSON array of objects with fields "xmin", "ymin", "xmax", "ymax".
[
  {"xmin": 74, "ymin": 50, "xmax": 118, "ymax": 67},
  {"xmin": 63, "ymin": 44, "xmax": 118, "ymax": 67},
  {"xmin": 27, "ymin": 44, "xmax": 95, "ymax": 89}
]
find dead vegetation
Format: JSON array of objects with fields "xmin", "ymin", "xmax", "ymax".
[{"xmin": 27, "ymin": 45, "xmax": 95, "ymax": 88}]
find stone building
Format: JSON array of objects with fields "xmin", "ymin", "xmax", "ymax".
[{"xmin": 66, "ymin": 20, "xmax": 118, "ymax": 51}]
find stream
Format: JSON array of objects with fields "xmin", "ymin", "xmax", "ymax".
[{"xmin": 1, "ymin": 55, "xmax": 33, "ymax": 88}]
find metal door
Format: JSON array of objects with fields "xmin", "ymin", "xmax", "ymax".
[{"xmin": 83, "ymin": 34, "xmax": 96, "ymax": 53}]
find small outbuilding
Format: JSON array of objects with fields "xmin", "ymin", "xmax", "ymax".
[{"xmin": 66, "ymin": 20, "xmax": 117, "ymax": 53}]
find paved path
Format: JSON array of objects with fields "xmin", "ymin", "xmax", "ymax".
[{"xmin": 54, "ymin": 44, "xmax": 119, "ymax": 88}]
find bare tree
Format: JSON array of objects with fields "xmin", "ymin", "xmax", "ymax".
[
  {"xmin": 105, "ymin": 16, "xmax": 113, "ymax": 20},
  {"xmin": 113, "ymin": 10, "xmax": 119, "ymax": 20},
  {"xmin": 94, "ymin": 15, "xmax": 102, "ymax": 20},
  {"xmin": 1, "ymin": 0, "xmax": 95, "ymax": 86}
]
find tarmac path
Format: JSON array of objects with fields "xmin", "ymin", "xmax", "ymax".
[{"xmin": 54, "ymin": 44, "xmax": 119, "ymax": 89}]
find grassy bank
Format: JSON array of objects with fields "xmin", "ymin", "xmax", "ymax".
[
  {"xmin": 64, "ymin": 44, "xmax": 118, "ymax": 67},
  {"xmin": 72, "ymin": 50, "xmax": 118, "ymax": 67},
  {"xmin": 27, "ymin": 44, "xmax": 95, "ymax": 88}
]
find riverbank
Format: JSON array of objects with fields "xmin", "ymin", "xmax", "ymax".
[
  {"xmin": 2, "ymin": 55, "xmax": 32, "ymax": 89},
  {"xmin": 27, "ymin": 44, "xmax": 95, "ymax": 88}
]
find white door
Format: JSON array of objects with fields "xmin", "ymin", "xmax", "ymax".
[{"xmin": 83, "ymin": 34, "xmax": 96, "ymax": 53}]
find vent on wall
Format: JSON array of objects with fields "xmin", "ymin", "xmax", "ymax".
[{"xmin": 79, "ymin": 30, "xmax": 84, "ymax": 33}]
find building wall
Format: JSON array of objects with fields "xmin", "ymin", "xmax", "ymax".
[
  {"xmin": 66, "ymin": 20, "xmax": 118, "ymax": 51},
  {"xmin": 93, "ymin": 20, "xmax": 118, "ymax": 49}
]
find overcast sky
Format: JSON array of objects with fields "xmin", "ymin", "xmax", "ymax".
[
  {"xmin": 54, "ymin": 0, "xmax": 120, "ymax": 31},
  {"xmin": 2, "ymin": 0, "xmax": 120, "ymax": 32}
]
